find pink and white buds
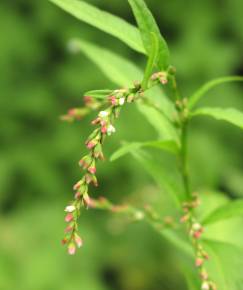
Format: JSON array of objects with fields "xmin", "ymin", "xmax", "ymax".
[
  {"xmin": 65, "ymin": 213, "xmax": 74, "ymax": 223},
  {"xmin": 64, "ymin": 205, "xmax": 76, "ymax": 213},
  {"xmin": 86, "ymin": 141, "xmax": 96, "ymax": 150},
  {"xmin": 68, "ymin": 243, "xmax": 76, "ymax": 255},
  {"xmin": 99, "ymin": 111, "xmax": 109, "ymax": 118},
  {"xmin": 118, "ymin": 97, "xmax": 125, "ymax": 106},
  {"xmin": 201, "ymin": 282, "xmax": 210, "ymax": 290},
  {"xmin": 75, "ymin": 234, "xmax": 83, "ymax": 248},
  {"xmin": 107, "ymin": 124, "xmax": 116, "ymax": 136},
  {"xmin": 195, "ymin": 258, "xmax": 204, "ymax": 267}
]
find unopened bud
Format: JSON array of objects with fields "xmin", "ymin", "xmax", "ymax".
[{"xmin": 68, "ymin": 243, "xmax": 76, "ymax": 255}]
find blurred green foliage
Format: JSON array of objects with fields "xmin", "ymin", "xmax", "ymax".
[{"xmin": 0, "ymin": 0, "xmax": 243, "ymax": 289}]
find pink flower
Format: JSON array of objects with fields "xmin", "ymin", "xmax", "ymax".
[
  {"xmin": 73, "ymin": 180, "xmax": 82, "ymax": 190},
  {"xmin": 86, "ymin": 141, "xmax": 96, "ymax": 150},
  {"xmin": 68, "ymin": 243, "xmax": 76, "ymax": 255},
  {"xmin": 88, "ymin": 166, "xmax": 96, "ymax": 174},
  {"xmin": 101, "ymin": 126, "xmax": 107, "ymax": 134},
  {"xmin": 64, "ymin": 225, "xmax": 73, "ymax": 233},
  {"xmin": 65, "ymin": 213, "xmax": 73, "ymax": 223},
  {"xmin": 195, "ymin": 258, "xmax": 204, "ymax": 267},
  {"xmin": 75, "ymin": 234, "xmax": 83, "ymax": 248}
]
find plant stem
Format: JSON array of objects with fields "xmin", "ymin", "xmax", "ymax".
[{"xmin": 180, "ymin": 120, "xmax": 191, "ymax": 200}]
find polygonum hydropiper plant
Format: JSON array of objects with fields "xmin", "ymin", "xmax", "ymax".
[{"xmin": 50, "ymin": 0, "xmax": 243, "ymax": 289}]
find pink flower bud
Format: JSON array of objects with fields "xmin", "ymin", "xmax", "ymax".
[
  {"xmin": 64, "ymin": 225, "xmax": 73, "ymax": 233},
  {"xmin": 65, "ymin": 213, "xmax": 73, "ymax": 223},
  {"xmin": 195, "ymin": 258, "xmax": 204, "ymax": 267},
  {"xmin": 75, "ymin": 234, "xmax": 83, "ymax": 248},
  {"xmin": 193, "ymin": 230, "xmax": 202, "ymax": 239},
  {"xmin": 73, "ymin": 180, "xmax": 82, "ymax": 191},
  {"xmin": 109, "ymin": 95, "xmax": 117, "ymax": 106},
  {"xmin": 160, "ymin": 78, "xmax": 168, "ymax": 85},
  {"xmin": 68, "ymin": 243, "xmax": 76, "ymax": 255},
  {"xmin": 91, "ymin": 117, "xmax": 101, "ymax": 125},
  {"xmin": 68, "ymin": 108, "xmax": 77, "ymax": 116},
  {"xmin": 88, "ymin": 166, "xmax": 96, "ymax": 174},
  {"xmin": 86, "ymin": 141, "xmax": 96, "ymax": 150},
  {"xmin": 61, "ymin": 238, "xmax": 68, "ymax": 245},
  {"xmin": 101, "ymin": 126, "xmax": 107, "ymax": 134}
]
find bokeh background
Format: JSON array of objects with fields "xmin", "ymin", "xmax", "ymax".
[{"xmin": 0, "ymin": 0, "xmax": 243, "ymax": 289}]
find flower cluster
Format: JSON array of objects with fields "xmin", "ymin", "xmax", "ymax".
[
  {"xmin": 62, "ymin": 85, "xmax": 141, "ymax": 254},
  {"xmin": 151, "ymin": 71, "xmax": 168, "ymax": 85},
  {"xmin": 181, "ymin": 193, "xmax": 217, "ymax": 290}
]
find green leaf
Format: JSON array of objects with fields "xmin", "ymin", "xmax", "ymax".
[
  {"xmin": 130, "ymin": 148, "xmax": 182, "ymax": 208},
  {"xmin": 128, "ymin": 0, "xmax": 170, "ymax": 70},
  {"xmin": 71, "ymin": 38, "xmax": 177, "ymax": 140},
  {"xmin": 202, "ymin": 240, "xmax": 243, "ymax": 290},
  {"xmin": 68, "ymin": 38, "xmax": 142, "ymax": 86},
  {"xmin": 142, "ymin": 32, "xmax": 159, "ymax": 90},
  {"xmin": 110, "ymin": 139, "xmax": 179, "ymax": 162},
  {"xmin": 137, "ymin": 102, "xmax": 179, "ymax": 142},
  {"xmin": 84, "ymin": 89, "xmax": 113, "ymax": 100},
  {"xmin": 48, "ymin": 0, "xmax": 145, "ymax": 54},
  {"xmin": 202, "ymin": 199, "xmax": 243, "ymax": 225},
  {"xmin": 188, "ymin": 76, "xmax": 243, "ymax": 109},
  {"xmin": 191, "ymin": 107, "xmax": 243, "ymax": 130}
]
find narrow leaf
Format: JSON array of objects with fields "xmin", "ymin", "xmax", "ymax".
[
  {"xmin": 189, "ymin": 76, "xmax": 243, "ymax": 109},
  {"xmin": 137, "ymin": 102, "xmax": 179, "ymax": 142},
  {"xmin": 110, "ymin": 139, "xmax": 179, "ymax": 162},
  {"xmin": 130, "ymin": 149, "xmax": 182, "ymax": 208},
  {"xmin": 191, "ymin": 107, "xmax": 243, "ymax": 130},
  {"xmin": 128, "ymin": 0, "xmax": 170, "ymax": 70},
  {"xmin": 49, "ymin": 0, "xmax": 145, "ymax": 54},
  {"xmin": 202, "ymin": 199, "xmax": 243, "ymax": 225},
  {"xmin": 68, "ymin": 38, "xmax": 142, "ymax": 86},
  {"xmin": 142, "ymin": 32, "xmax": 159, "ymax": 90},
  {"xmin": 84, "ymin": 89, "xmax": 113, "ymax": 100}
]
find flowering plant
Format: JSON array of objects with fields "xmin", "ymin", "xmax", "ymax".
[{"xmin": 50, "ymin": 0, "xmax": 243, "ymax": 289}]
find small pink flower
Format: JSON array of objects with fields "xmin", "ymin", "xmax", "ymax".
[
  {"xmin": 75, "ymin": 191, "xmax": 81, "ymax": 199},
  {"xmin": 109, "ymin": 95, "xmax": 117, "ymax": 106},
  {"xmin": 73, "ymin": 181, "xmax": 82, "ymax": 190},
  {"xmin": 65, "ymin": 213, "xmax": 73, "ymax": 223},
  {"xmin": 195, "ymin": 258, "xmax": 204, "ymax": 267},
  {"xmin": 68, "ymin": 243, "xmax": 76, "ymax": 255},
  {"xmin": 86, "ymin": 141, "xmax": 96, "ymax": 150},
  {"xmin": 101, "ymin": 126, "xmax": 107, "ymax": 134},
  {"xmin": 88, "ymin": 166, "xmax": 96, "ymax": 174},
  {"xmin": 193, "ymin": 230, "xmax": 202, "ymax": 239},
  {"xmin": 75, "ymin": 235, "xmax": 83, "ymax": 248},
  {"xmin": 64, "ymin": 225, "xmax": 73, "ymax": 233},
  {"xmin": 68, "ymin": 108, "xmax": 76, "ymax": 116},
  {"xmin": 91, "ymin": 117, "xmax": 101, "ymax": 125},
  {"xmin": 160, "ymin": 78, "xmax": 168, "ymax": 85},
  {"xmin": 61, "ymin": 238, "xmax": 68, "ymax": 245}
]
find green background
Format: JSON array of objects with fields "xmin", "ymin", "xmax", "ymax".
[{"xmin": 0, "ymin": 0, "xmax": 243, "ymax": 289}]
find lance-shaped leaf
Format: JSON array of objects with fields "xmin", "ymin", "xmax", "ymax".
[
  {"xmin": 110, "ymin": 139, "xmax": 179, "ymax": 162},
  {"xmin": 48, "ymin": 0, "xmax": 145, "ymax": 54},
  {"xmin": 84, "ymin": 89, "xmax": 113, "ymax": 100},
  {"xmin": 202, "ymin": 199, "xmax": 243, "ymax": 225},
  {"xmin": 128, "ymin": 0, "xmax": 170, "ymax": 70},
  {"xmin": 188, "ymin": 76, "xmax": 243, "ymax": 109},
  {"xmin": 142, "ymin": 32, "xmax": 159, "ymax": 90},
  {"xmin": 191, "ymin": 107, "xmax": 243, "ymax": 130},
  {"xmin": 68, "ymin": 38, "xmax": 142, "ymax": 86},
  {"xmin": 70, "ymin": 38, "xmax": 177, "ymax": 141}
]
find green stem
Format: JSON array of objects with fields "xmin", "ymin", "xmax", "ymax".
[{"xmin": 180, "ymin": 121, "xmax": 191, "ymax": 200}]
